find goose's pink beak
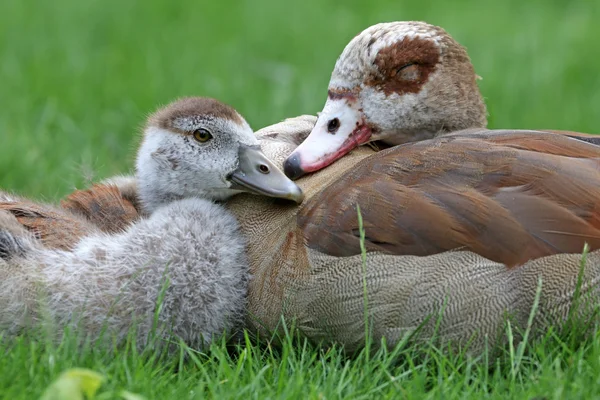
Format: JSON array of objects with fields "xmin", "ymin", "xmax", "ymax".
[{"xmin": 283, "ymin": 96, "xmax": 372, "ymax": 180}]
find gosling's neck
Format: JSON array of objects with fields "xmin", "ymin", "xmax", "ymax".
[
  {"xmin": 135, "ymin": 151, "xmax": 185, "ymax": 215},
  {"xmin": 135, "ymin": 166, "xmax": 239, "ymax": 214}
]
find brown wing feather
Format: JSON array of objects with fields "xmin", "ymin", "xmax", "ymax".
[
  {"xmin": 61, "ymin": 184, "xmax": 140, "ymax": 234},
  {"xmin": 538, "ymin": 129, "xmax": 600, "ymax": 146},
  {"xmin": 0, "ymin": 200, "xmax": 92, "ymax": 250},
  {"xmin": 464, "ymin": 129, "xmax": 600, "ymax": 154},
  {"xmin": 298, "ymin": 129, "xmax": 600, "ymax": 267},
  {"xmin": 0, "ymin": 184, "xmax": 139, "ymax": 251}
]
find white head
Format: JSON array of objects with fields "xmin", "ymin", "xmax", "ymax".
[
  {"xmin": 284, "ymin": 21, "xmax": 487, "ymax": 179},
  {"xmin": 136, "ymin": 97, "xmax": 303, "ymax": 213}
]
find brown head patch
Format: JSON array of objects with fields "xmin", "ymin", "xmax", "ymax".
[
  {"xmin": 147, "ymin": 97, "xmax": 245, "ymax": 134},
  {"xmin": 327, "ymin": 88, "xmax": 357, "ymax": 101},
  {"xmin": 366, "ymin": 37, "xmax": 440, "ymax": 96}
]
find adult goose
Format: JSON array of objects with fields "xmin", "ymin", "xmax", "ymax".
[
  {"xmin": 0, "ymin": 97, "xmax": 302, "ymax": 349},
  {"xmin": 240, "ymin": 22, "xmax": 600, "ymax": 352},
  {"xmin": 268, "ymin": 21, "xmax": 600, "ymax": 267},
  {"xmin": 283, "ymin": 21, "xmax": 599, "ymax": 178},
  {"xmin": 228, "ymin": 116, "xmax": 600, "ymax": 355}
]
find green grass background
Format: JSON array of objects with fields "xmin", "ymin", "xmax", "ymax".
[
  {"xmin": 2, "ymin": 0, "xmax": 600, "ymax": 398},
  {"xmin": 2, "ymin": 0, "xmax": 600, "ymax": 200}
]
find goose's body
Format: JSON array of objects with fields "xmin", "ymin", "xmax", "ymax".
[
  {"xmin": 228, "ymin": 117, "xmax": 600, "ymax": 354},
  {"xmin": 262, "ymin": 22, "xmax": 600, "ymax": 351},
  {"xmin": 298, "ymin": 128, "xmax": 600, "ymax": 267},
  {"xmin": 0, "ymin": 97, "xmax": 302, "ymax": 349}
]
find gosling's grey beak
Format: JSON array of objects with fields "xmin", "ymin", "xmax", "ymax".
[{"xmin": 230, "ymin": 145, "xmax": 304, "ymax": 204}]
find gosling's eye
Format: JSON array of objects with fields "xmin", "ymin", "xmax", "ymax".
[{"xmin": 193, "ymin": 128, "xmax": 213, "ymax": 143}]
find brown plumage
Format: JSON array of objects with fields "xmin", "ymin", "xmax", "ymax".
[
  {"xmin": 0, "ymin": 192, "xmax": 98, "ymax": 250},
  {"xmin": 298, "ymin": 129, "xmax": 600, "ymax": 267},
  {"xmin": 61, "ymin": 183, "xmax": 141, "ymax": 235},
  {"xmin": 0, "ymin": 182, "xmax": 139, "ymax": 251}
]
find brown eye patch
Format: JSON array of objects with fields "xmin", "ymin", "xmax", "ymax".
[{"xmin": 366, "ymin": 37, "xmax": 440, "ymax": 96}]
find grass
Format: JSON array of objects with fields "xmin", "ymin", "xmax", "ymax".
[
  {"xmin": 5, "ymin": 314, "xmax": 600, "ymax": 399},
  {"xmin": 1, "ymin": 0, "xmax": 600, "ymax": 398},
  {"xmin": 2, "ymin": 0, "xmax": 600, "ymax": 199}
]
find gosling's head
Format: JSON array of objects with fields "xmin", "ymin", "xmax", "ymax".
[{"xmin": 136, "ymin": 97, "xmax": 303, "ymax": 213}]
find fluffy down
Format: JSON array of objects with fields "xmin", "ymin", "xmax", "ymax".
[{"xmin": 0, "ymin": 198, "xmax": 248, "ymax": 350}]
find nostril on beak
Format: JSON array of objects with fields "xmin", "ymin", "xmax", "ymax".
[
  {"xmin": 283, "ymin": 153, "xmax": 306, "ymax": 180},
  {"xmin": 258, "ymin": 164, "xmax": 270, "ymax": 174}
]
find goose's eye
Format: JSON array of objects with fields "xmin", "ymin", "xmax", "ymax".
[
  {"xmin": 327, "ymin": 118, "xmax": 340, "ymax": 134},
  {"xmin": 396, "ymin": 63, "xmax": 420, "ymax": 81},
  {"xmin": 397, "ymin": 63, "xmax": 415, "ymax": 72},
  {"xmin": 193, "ymin": 128, "xmax": 213, "ymax": 143}
]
